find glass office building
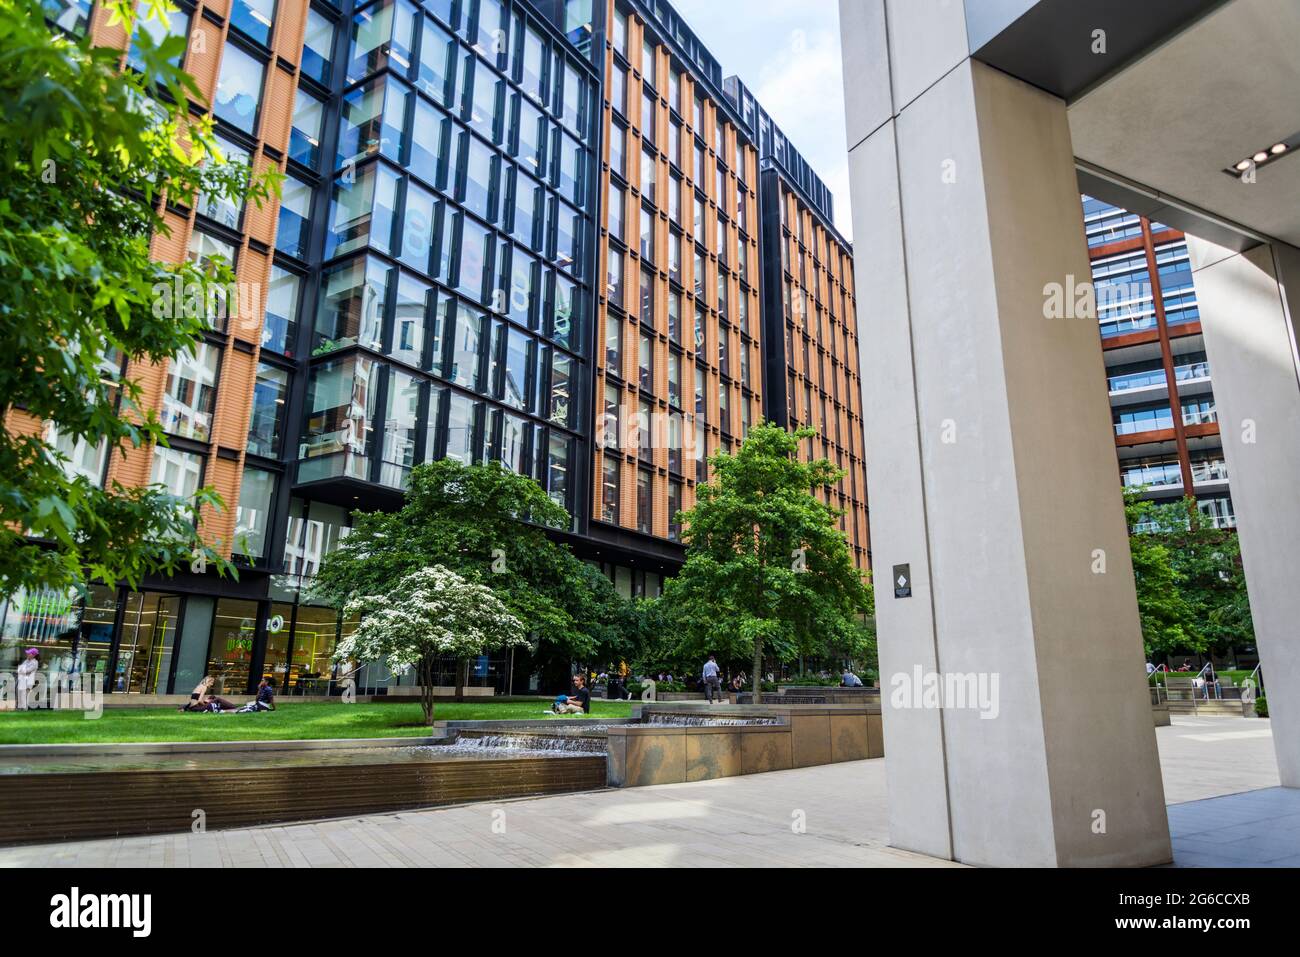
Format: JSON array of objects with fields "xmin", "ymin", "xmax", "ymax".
[
  {"xmin": 1082, "ymin": 196, "xmax": 1235, "ymax": 531},
  {"xmin": 7, "ymin": 0, "xmax": 871, "ymax": 695}
]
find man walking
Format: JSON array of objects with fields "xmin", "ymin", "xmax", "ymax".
[{"xmin": 702, "ymin": 654, "xmax": 721, "ymax": 704}]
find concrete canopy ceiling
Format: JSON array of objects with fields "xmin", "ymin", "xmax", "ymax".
[{"xmin": 1066, "ymin": 0, "xmax": 1300, "ymax": 248}]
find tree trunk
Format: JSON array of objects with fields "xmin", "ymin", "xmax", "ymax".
[
  {"xmin": 419, "ymin": 656, "xmax": 436, "ymax": 726},
  {"xmin": 454, "ymin": 658, "xmax": 467, "ymax": 702},
  {"xmin": 752, "ymin": 641, "xmax": 763, "ymax": 706}
]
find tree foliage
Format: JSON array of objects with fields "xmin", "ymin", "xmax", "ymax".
[
  {"xmin": 660, "ymin": 423, "xmax": 874, "ymax": 699},
  {"xmin": 337, "ymin": 565, "xmax": 526, "ymax": 724},
  {"xmin": 1124, "ymin": 491, "xmax": 1254, "ymax": 659},
  {"xmin": 0, "ymin": 0, "xmax": 276, "ymax": 598},
  {"xmin": 312, "ymin": 459, "xmax": 637, "ymax": 672}
]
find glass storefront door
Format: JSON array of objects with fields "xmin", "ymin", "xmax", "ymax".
[
  {"xmin": 207, "ymin": 598, "xmax": 260, "ymax": 695},
  {"xmin": 113, "ymin": 592, "xmax": 181, "ymax": 694}
]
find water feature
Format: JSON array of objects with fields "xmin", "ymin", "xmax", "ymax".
[{"xmin": 434, "ymin": 714, "xmax": 783, "ymax": 757}]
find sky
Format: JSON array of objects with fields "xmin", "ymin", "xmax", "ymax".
[{"xmin": 668, "ymin": 0, "xmax": 853, "ymax": 239}]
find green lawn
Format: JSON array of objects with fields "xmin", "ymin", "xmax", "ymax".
[{"xmin": 0, "ymin": 699, "xmax": 633, "ymax": 745}]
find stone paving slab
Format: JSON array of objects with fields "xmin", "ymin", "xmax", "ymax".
[{"xmin": 0, "ymin": 716, "xmax": 1282, "ymax": 868}]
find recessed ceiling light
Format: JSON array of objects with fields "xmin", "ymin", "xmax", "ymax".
[{"xmin": 1223, "ymin": 132, "xmax": 1300, "ymax": 178}]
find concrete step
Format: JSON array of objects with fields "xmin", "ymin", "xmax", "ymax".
[{"xmin": 1165, "ymin": 700, "xmax": 1253, "ymax": 716}]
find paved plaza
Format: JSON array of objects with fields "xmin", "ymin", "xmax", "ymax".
[{"xmin": 0, "ymin": 717, "xmax": 1283, "ymax": 868}]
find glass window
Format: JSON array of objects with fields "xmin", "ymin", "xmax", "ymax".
[
  {"xmin": 457, "ymin": 216, "xmax": 491, "ymax": 301},
  {"xmin": 472, "ymin": 0, "xmax": 504, "ymax": 60},
  {"xmin": 380, "ymin": 370, "xmax": 421, "ymax": 487},
  {"xmin": 551, "ymin": 273, "xmax": 577, "ymax": 348},
  {"xmin": 557, "ymin": 132, "xmax": 583, "ymax": 207},
  {"xmin": 214, "ymin": 42, "xmax": 264, "ymax": 134},
  {"xmin": 418, "ymin": 15, "xmax": 455, "ymax": 104},
  {"xmin": 667, "ymin": 291, "xmax": 681, "ymax": 344},
  {"xmin": 247, "ymin": 362, "xmax": 289, "ymax": 457},
  {"xmin": 639, "ymin": 266, "xmax": 654, "ymax": 324},
  {"xmin": 314, "ymin": 256, "xmax": 390, "ymax": 353},
  {"xmin": 196, "ymin": 136, "xmax": 249, "ymax": 230},
  {"xmin": 605, "ymin": 312, "xmax": 621, "ymax": 372},
  {"xmin": 400, "ymin": 181, "xmax": 437, "ymax": 272},
  {"xmin": 639, "ymin": 332, "xmax": 652, "ymax": 393},
  {"xmin": 609, "ymin": 122, "xmax": 626, "ymax": 180},
  {"xmin": 508, "ymin": 249, "xmax": 536, "ymax": 327},
  {"xmin": 608, "ymin": 183, "xmax": 624, "ymax": 242},
  {"xmin": 150, "ymin": 445, "xmax": 204, "ymax": 499},
  {"xmin": 411, "ymin": 99, "xmax": 445, "ymax": 180},
  {"xmin": 639, "ymin": 206, "xmax": 653, "ymax": 260},
  {"xmin": 520, "ymin": 20, "xmax": 545, "ymax": 101},
  {"xmin": 466, "ymin": 59, "xmax": 500, "ymax": 142},
  {"xmin": 301, "ymin": 8, "xmax": 335, "ymax": 85},
  {"xmin": 611, "ymin": 7, "xmax": 627, "ymax": 54},
  {"xmin": 234, "ymin": 467, "xmax": 276, "ymax": 561},
  {"xmin": 668, "ymin": 479, "xmax": 682, "ymax": 540},
  {"xmin": 641, "ymin": 37, "xmax": 656, "ymax": 87},
  {"xmin": 299, "ymin": 355, "xmax": 378, "ymax": 482},
  {"xmin": 553, "ymin": 199, "xmax": 579, "ymax": 272},
  {"xmin": 510, "ymin": 167, "xmax": 540, "ymax": 248},
  {"xmin": 610, "ymin": 64, "xmax": 626, "ymax": 115},
  {"xmin": 289, "ymin": 88, "xmax": 324, "ymax": 170},
  {"xmin": 276, "ymin": 175, "xmax": 313, "ymax": 259},
  {"xmin": 642, "ymin": 91, "xmax": 655, "ymax": 146},
  {"xmin": 444, "ymin": 391, "xmax": 478, "ymax": 463},
  {"xmin": 640, "ymin": 147, "xmax": 655, "ymax": 202},
  {"xmin": 161, "ymin": 343, "xmax": 219, "ymax": 442},
  {"xmin": 337, "ymin": 77, "xmax": 407, "ymax": 170},
  {"xmin": 349, "ymin": 0, "xmax": 416, "ymax": 83},
  {"xmin": 601, "ymin": 455, "xmax": 620, "ymax": 523},
  {"xmin": 463, "ymin": 135, "xmax": 497, "ymax": 221},
  {"xmin": 127, "ymin": 1, "xmax": 190, "ymax": 73},
  {"xmin": 549, "ymin": 352, "xmax": 573, "ymax": 426},
  {"xmin": 668, "ymin": 351, "xmax": 681, "ymax": 407},
  {"xmin": 501, "ymin": 326, "xmax": 531, "ymax": 410},
  {"xmin": 230, "ymin": 0, "xmax": 276, "ymax": 46},
  {"xmin": 637, "ymin": 469, "xmax": 652, "ymax": 532},
  {"xmin": 451, "ymin": 302, "xmax": 486, "ymax": 389},
  {"xmin": 546, "ymin": 433, "xmax": 571, "ymax": 511},
  {"xmin": 516, "ymin": 96, "xmax": 544, "ymax": 171},
  {"xmin": 606, "ymin": 247, "xmax": 623, "ymax": 308},
  {"xmin": 326, "ymin": 162, "xmax": 399, "ymax": 259},
  {"xmin": 206, "ymin": 599, "xmax": 259, "ymax": 695},
  {"xmin": 392, "ymin": 272, "xmax": 430, "ymax": 366}
]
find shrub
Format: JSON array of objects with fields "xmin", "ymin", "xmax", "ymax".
[{"xmin": 1255, "ymin": 696, "xmax": 1269, "ymax": 718}]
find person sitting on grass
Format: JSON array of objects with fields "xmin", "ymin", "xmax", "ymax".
[
  {"xmin": 180, "ymin": 676, "xmax": 239, "ymax": 713},
  {"xmin": 227, "ymin": 677, "xmax": 277, "ymax": 713},
  {"xmin": 552, "ymin": 673, "xmax": 590, "ymax": 714}
]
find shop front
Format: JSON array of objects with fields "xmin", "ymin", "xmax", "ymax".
[{"xmin": 0, "ymin": 584, "xmax": 346, "ymax": 697}]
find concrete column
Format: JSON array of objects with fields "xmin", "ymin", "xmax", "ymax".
[
  {"xmin": 841, "ymin": 0, "xmax": 1170, "ymax": 867},
  {"xmin": 1186, "ymin": 237, "xmax": 1300, "ymax": 786}
]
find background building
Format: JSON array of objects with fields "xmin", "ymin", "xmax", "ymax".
[
  {"xmin": 1, "ymin": 0, "xmax": 869, "ymax": 696},
  {"xmin": 1083, "ymin": 195, "xmax": 1234, "ymax": 529}
]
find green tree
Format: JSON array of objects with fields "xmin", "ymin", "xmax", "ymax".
[
  {"xmin": 312, "ymin": 459, "xmax": 632, "ymax": 694},
  {"xmin": 0, "ymin": 0, "xmax": 275, "ymax": 599},
  {"xmin": 1123, "ymin": 491, "xmax": 1253, "ymax": 660},
  {"xmin": 337, "ymin": 565, "xmax": 527, "ymax": 724},
  {"xmin": 661, "ymin": 423, "xmax": 873, "ymax": 702}
]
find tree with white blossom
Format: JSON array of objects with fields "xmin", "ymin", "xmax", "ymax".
[{"xmin": 336, "ymin": 565, "xmax": 527, "ymax": 724}]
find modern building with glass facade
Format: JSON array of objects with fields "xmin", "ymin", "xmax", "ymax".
[
  {"xmin": 1083, "ymin": 196, "xmax": 1235, "ymax": 530},
  {"xmin": 2, "ymin": 0, "xmax": 869, "ymax": 698}
]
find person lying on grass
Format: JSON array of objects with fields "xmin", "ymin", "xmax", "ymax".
[{"xmin": 181, "ymin": 676, "xmax": 276, "ymax": 713}]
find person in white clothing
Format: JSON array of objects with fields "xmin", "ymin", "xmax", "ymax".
[
  {"xmin": 702, "ymin": 655, "xmax": 721, "ymax": 704},
  {"xmin": 16, "ymin": 648, "xmax": 40, "ymax": 711}
]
